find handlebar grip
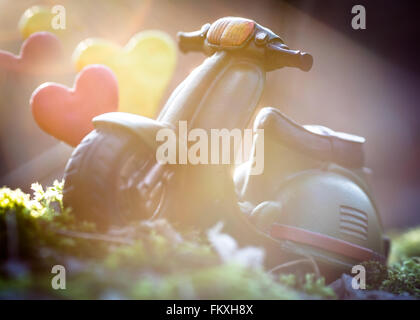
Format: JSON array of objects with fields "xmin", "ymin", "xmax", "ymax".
[
  {"xmin": 177, "ymin": 30, "xmax": 205, "ymax": 53},
  {"xmin": 267, "ymin": 43, "xmax": 313, "ymax": 72}
]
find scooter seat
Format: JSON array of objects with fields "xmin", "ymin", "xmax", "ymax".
[{"xmin": 254, "ymin": 107, "xmax": 365, "ymax": 168}]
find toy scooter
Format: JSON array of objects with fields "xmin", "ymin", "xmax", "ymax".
[{"xmin": 63, "ymin": 17, "xmax": 388, "ymax": 279}]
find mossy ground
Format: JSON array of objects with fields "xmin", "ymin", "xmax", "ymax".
[{"xmin": 0, "ymin": 182, "xmax": 418, "ymax": 299}]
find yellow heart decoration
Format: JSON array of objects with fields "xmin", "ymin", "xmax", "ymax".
[
  {"xmin": 18, "ymin": 5, "xmax": 63, "ymax": 39},
  {"xmin": 73, "ymin": 31, "xmax": 177, "ymax": 117}
]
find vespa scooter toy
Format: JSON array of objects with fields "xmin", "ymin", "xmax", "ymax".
[
  {"xmin": 63, "ymin": 17, "xmax": 312, "ymax": 225},
  {"xmin": 63, "ymin": 17, "xmax": 388, "ymax": 279}
]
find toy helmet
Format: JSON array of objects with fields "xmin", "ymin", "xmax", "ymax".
[{"xmin": 234, "ymin": 107, "xmax": 390, "ymax": 279}]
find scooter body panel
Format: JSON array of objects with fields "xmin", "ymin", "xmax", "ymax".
[
  {"xmin": 235, "ymin": 137, "xmax": 387, "ymax": 273},
  {"xmin": 190, "ymin": 57, "xmax": 265, "ymax": 131},
  {"xmin": 158, "ymin": 51, "xmax": 230, "ymax": 125},
  {"xmin": 159, "ymin": 51, "xmax": 265, "ymax": 132},
  {"xmin": 159, "ymin": 55, "xmax": 266, "ymax": 230},
  {"xmin": 272, "ymin": 171, "xmax": 383, "ymax": 249}
]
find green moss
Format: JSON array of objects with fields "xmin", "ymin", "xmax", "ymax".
[
  {"xmin": 365, "ymin": 227, "xmax": 420, "ymax": 298},
  {"xmin": 389, "ymin": 227, "xmax": 420, "ymax": 263},
  {"xmin": 0, "ymin": 182, "xmax": 303, "ymax": 299},
  {"xmin": 361, "ymin": 258, "xmax": 420, "ymax": 298},
  {"xmin": 278, "ymin": 273, "xmax": 336, "ymax": 299},
  {"xmin": 128, "ymin": 265, "xmax": 300, "ymax": 300},
  {"xmin": 1, "ymin": 182, "xmax": 417, "ymax": 299},
  {"xmin": 381, "ymin": 258, "xmax": 420, "ymax": 297},
  {"xmin": 361, "ymin": 260, "xmax": 389, "ymax": 290},
  {"xmin": 0, "ymin": 181, "xmax": 108, "ymax": 263}
]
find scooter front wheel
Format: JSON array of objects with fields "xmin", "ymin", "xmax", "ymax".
[{"xmin": 63, "ymin": 127, "xmax": 162, "ymax": 229}]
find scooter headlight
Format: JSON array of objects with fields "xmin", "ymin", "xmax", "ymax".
[{"xmin": 207, "ymin": 17, "xmax": 255, "ymax": 48}]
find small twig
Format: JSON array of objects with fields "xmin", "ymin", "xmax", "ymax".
[
  {"xmin": 53, "ymin": 229, "xmax": 134, "ymax": 245},
  {"xmin": 269, "ymin": 259, "xmax": 314, "ymax": 274},
  {"xmin": 269, "ymin": 255, "xmax": 321, "ymax": 278},
  {"xmin": 304, "ymin": 253, "xmax": 321, "ymax": 278}
]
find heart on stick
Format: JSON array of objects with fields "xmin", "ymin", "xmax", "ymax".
[
  {"xmin": 19, "ymin": 5, "xmax": 63, "ymax": 39},
  {"xmin": 0, "ymin": 31, "xmax": 62, "ymax": 74},
  {"xmin": 73, "ymin": 30, "xmax": 176, "ymax": 117},
  {"xmin": 31, "ymin": 65, "xmax": 119, "ymax": 147}
]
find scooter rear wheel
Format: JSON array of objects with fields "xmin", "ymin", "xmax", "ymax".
[{"xmin": 63, "ymin": 127, "xmax": 160, "ymax": 229}]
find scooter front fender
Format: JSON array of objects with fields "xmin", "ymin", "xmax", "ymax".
[{"xmin": 93, "ymin": 112, "xmax": 174, "ymax": 149}]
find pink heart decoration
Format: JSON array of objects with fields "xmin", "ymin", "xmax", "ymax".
[
  {"xmin": 0, "ymin": 31, "xmax": 62, "ymax": 74},
  {"xmin": 31, "ymin": 65, "xmax": 119, "ymax": 146}
]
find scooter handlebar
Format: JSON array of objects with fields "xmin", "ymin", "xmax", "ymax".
[
  {"xmin": 266, "ymin": 42, "xmax": 313, "ymax": 72},
  {"xmin": 177, "ymin": 26, "xmax": 313, "ymax": 72},
  {"xmin": 177, "ymin": 24, "xmax": 209, "ymax": 54},
  {"xmin": 177, "ymin": 31, "xmax": 204, "ymax": 53}
]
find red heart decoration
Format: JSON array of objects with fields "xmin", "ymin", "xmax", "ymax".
[
  {"xmin": 31, "ymin": 65, "xmax": 119, "ymax": 146},
  {"xmin": 0, "ymin": 31, "xmax": 62, "ymax": 74}
]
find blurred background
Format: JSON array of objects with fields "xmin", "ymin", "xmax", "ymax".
[{"xmin": 0, "ymin": 0, "xmax": 418, "ymax": 229}]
